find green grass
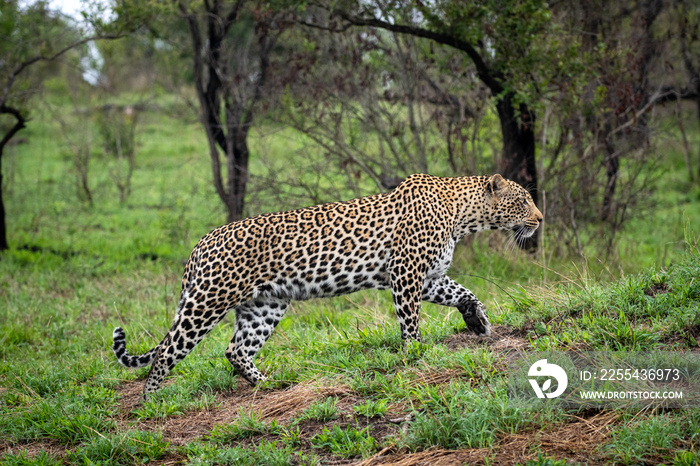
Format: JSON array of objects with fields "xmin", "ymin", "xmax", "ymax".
[
  {"xmin": 5, "ymin": 248, "xmax": 698, "ymax": 462},
  {"xmin": 352, "ymin": 398, "xmax": 388, "ymax": 418},
  {"xmin": 184, "ymin": 439, "xmax": 310, "ymax": 466},
  {"xmin": 66, "ymin": 430, "xmax": 169, "ymax": 465},
  {"xmin": 294, "ymin": 397, "xmax": 340, "ymax": 423},
  {"xmin": 208, "ymin": 410, "xmax": 285, "ymax": 442},
  {"xmin": 510, "ymin": 243, "xmax": 700, "ymax": 352},
  {"xmin": 522, "ymin": 456, "xmax": 569, "ymax": 466},
  {"xmin": 601, "ymin": 412, "xmax": 700, "ymax": 465},
  {"xmin": 0, "ymin": 451, "xmax": 63, "ymax": 466},
  {"xmin": 1, "ymin": 101, "xmax": 700, "ymax": 464},
  {"xmin": 311, "ymin": 424, "xmax": 379, "ymax": 459},
  {"xmin": 0, "ymin": 385, "xmax": 119, "ymax": 445},
  {"xmin": 403, "ymin": 381, "xmax": 557, "ymax": 451}
]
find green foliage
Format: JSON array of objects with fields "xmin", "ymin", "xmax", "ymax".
[
  {"xmin": 0, "ymin": 386, "xmax": 118, "ymax": 445},
  {"xmin": 131, "ymin": 384, "xmax": 218, "ymax": 419},
  {"xmin": 66, "ymin": 430, "xmax": 169, "ymax": 465},
  {"xmin": 672, "ymin": 451, "xmax": 699, "ymax": 466},
  {"xmin": 0, "ymin": 322, "xmax": 35, "ymax": 349},
  {"xmin": 513, "ymin": 245, "xmax": 700, "ymax": 352},
  {"xmin": 453, "ymin": 347, "xmax": 501, "ymax": 383},
  {"xmin": 0, "ymin": 1, "xmax": 82, "ymax": 108},
  {"xmin": 258, "ymin": 361, "xmax": 302, "ymax": 389},
  {"xmin": 294, "ymin": 396, "xmax": 339, "ymax": 423},
  {"xmin": 404, "ymin": 383, "xmax": 532, "ymax": 450},
  {"xmin": 522, "ymin": 455, "xmax": 569, "ymax": 466},
  {"xmin": 280, "ymin": 426, "xmax": 303, "ymax": 448},
  {"xmin": 131, "ymin": 399, "xmax": 186, "ymax": 419},
  {"xmin": 414, "ymin": 0, "xmax": 591, "ymax": 110},
  {"xmin": 208, "ymin": 410, "xmax": 284, "ymax": 443},
  {"xmin": 0, "ymin": 450, "xmax": 63, "ymax": 466},
  {"xmin": 348, "ymin": 371, "xmax": 408, "ymax": 401},
  {"xmin": 97, "ymin": 107, "xmax": 138, "ymax": 161},
  {"xmin": 185, "ymin": 440, "xmax": 297, "ymax": 466},
  {"xmin": 352, "ymin": 398, "xmax": 388, "ymax": 418},
  {"xmin": 601, "ymin": 414, "xmax": 692, "ymax": 465},
  {"xmin": 311, "ymin": 424, "xmax": 379, "ymax": 459}
]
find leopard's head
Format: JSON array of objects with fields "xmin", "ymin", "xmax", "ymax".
[{"xmin": 485, "ymin": 174, "xmax": 543, "ymax": 240}]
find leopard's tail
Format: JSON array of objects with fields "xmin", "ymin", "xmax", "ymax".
[
  {"xmin": 112, "ymin": 247, "xmax": 201, "ymax": 369},
  {"xmin": 112, "ymin": 327, "xmax": 158, "ymax": 368}
]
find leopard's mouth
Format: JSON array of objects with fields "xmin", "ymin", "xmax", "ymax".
[{"xmin": 512, "ymin": 222, "xmax": 538, "ymax": 239}]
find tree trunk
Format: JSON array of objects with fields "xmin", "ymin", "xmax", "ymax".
[
  {"xmin": 222, "ymin": 110, "xmax": 251, "ymax": 224},
  {"xmin": 0, "ymin": 153, "xmax": 8, "ymax": 252},
  {"xmin": 227, "ymin": 136, "xmax": 249, "ymax": 223},
  {"xmin": 496, "ymin": 94, "xmax": 539, "ymax": 250},
  {"xmin": 601, "ymin": 130, "xmax": 619, "ymax": 222},
  {"xmin": 199, "ymin": 88, "xmax": 253, "ymax": 224},
  {"xmin": 0, "ymin": 105, "xmax": 27, "ymax": 252},
  {"xmin": 697, "ymin": 82, "xmax": 700, "ymax": 180},
  {"xmin": 181, "ymin": 1, "xmax": 277, "ymax": 225}
]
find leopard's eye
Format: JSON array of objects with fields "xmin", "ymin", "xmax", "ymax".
[{"xmin": 522, "ymin": 198, "xmax": 529, "ymax": 207}]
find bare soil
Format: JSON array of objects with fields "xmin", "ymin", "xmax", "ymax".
[{"xmin": 441, "ymin": 325, "xmax": 530, "ymax": 352}]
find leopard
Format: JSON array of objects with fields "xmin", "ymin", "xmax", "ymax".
[{"xmin": 112, "ymin": 173, "xmax": 543, "ymax": 397}]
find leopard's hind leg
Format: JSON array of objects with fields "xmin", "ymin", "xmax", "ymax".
[
  {"xmin": 143, "ymin": 298, "xmax": 234, "ymax": 396},
  {"xmin": 225, "ymin": 296, "xmax": 290, "ymax": 385},
  {"xmin": 142, "ymin": 253, "xmax": 250, "ymax": 397}
]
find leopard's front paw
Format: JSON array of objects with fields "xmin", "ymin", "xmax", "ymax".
[{"xmin": 459, "ymin": 301, "xmax": 491, "ymax": 336}]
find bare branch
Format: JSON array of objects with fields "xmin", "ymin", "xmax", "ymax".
[
  {"xmin": 1, "ymin": 32, "xmax": 122, "ymax": 108},
  {"xmin": 223, "ymin": 0, "xmax": 245, "ymax": 33},
  {"xmin": 296, "ymin": 18, "xmax": 353, "ymax": 33},
  {"xmin": 0, "ymin": 105, "xmax": 26, "ymax": 149},
  {"xmin": 610, "ymin": 86, "xmax": 672, "ymax": 138},
  {"xmin": 321, "ymin": 8, "xmax": 505, "ymax": 95}
]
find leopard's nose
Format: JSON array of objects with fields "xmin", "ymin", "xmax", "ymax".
[{"xmin": 535, "ymin": 209, "xmax": 544, "ymax": 223}]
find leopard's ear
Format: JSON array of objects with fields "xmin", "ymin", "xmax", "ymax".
[{"xmin": 486, "ymin": 174, "xmax": 508, "ymax": 198}]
